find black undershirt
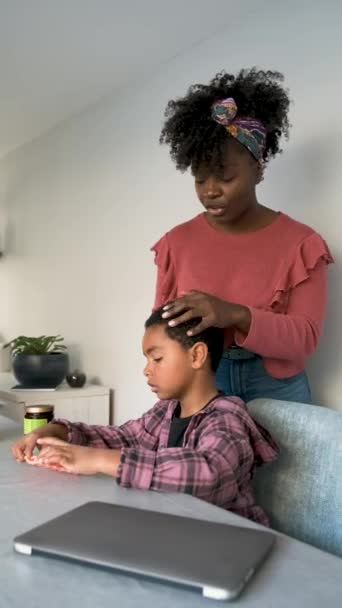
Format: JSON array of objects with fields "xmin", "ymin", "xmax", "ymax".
[
  {"xmin": 167, "ymin": 404, "xmax": 193, "ymax": 448},
  {"xmin": 167, "ymin": 393, "xmax": 222, "ymax": 448}
]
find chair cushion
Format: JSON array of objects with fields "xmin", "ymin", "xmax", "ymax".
[{"xmin": 247, "ymin": 399, "xmax": 342, "ymax": 557}]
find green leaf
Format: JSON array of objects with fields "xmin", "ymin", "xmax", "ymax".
[{"xmin": 6, "ymin": 334, "xmax": 67, "ymax": 355}]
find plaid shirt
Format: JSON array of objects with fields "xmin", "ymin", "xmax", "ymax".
[{"xmin": 55, "ymin": 396, "xmax": 278, "ymax": 525}]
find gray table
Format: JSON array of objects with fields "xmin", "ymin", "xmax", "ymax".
[{"xmin": 1, "ymin": 416, "xmax": 341, "ymax": 607}]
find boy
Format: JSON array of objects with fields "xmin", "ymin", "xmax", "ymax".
[{"xmin": 11, "ymin": 307, "xmax": 277, "ymax": 525}]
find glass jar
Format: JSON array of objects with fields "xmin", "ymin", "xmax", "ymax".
[{"xmin": 24, "ymin": 405, "xmax": 54, "ymax": 435}]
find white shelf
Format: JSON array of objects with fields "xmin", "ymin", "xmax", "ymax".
[{"xmin": 0, "ymin": 373, "xmax": 111, "ymax": 426}]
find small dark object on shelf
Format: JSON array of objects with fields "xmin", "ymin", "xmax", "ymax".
[{"xmin": 66, "ymin": 369, "xmax": 86, "ymax": 388}]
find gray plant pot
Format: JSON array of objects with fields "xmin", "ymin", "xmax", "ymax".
[{"xmin": 12, "ymin": 352, "xmax": 69, "ymax": 388}]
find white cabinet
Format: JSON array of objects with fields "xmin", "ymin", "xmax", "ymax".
[{"xmin": 0, "ymin": 373, "xmax": 111, "ymax": 427}]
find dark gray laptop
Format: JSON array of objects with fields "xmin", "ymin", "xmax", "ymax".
[{"xmin": 14, "ymin": 501, "xmax": 274, "ymax": 600}]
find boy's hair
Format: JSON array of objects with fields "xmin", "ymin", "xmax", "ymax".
[
  {"xmin": 145, "ymin": 307, "xmax": 224, "ymax": 373},
  {"xmin": 160, "ymin": 68, "xmax": 290, "ymax": 172}
]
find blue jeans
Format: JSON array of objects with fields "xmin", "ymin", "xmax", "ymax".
[{"xmin": 215, "ymin": 356, "xmax": 312, "ymax": 404}]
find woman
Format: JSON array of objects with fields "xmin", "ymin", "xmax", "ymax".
[{"xmin": 151, "ymin": 68, "xmax": 333, "ymax": 403}]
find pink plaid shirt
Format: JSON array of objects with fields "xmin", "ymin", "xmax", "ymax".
[{"xmin": 55, "ymin": 395, "xmax": 278, "ymax": 525}]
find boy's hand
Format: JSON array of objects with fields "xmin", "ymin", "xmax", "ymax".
[
  {"xmin": 34, "ymin": 437, "xmax": 121, "ymax": 476},
  {"xmin": 11, "ymin": 424, "xmax": 68, "ymax": 462}
]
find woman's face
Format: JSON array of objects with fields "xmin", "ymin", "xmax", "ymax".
[{"xmin": 193, "ymin": 139, "xmax": 260, "ymax": 227}]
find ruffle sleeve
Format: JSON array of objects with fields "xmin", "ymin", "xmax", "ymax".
[
  {"xmin": 269, "ymin": 232, "xmax": 334, "ymax": 312},
  {"xmin": 151, "ymin": 233, "xmax": 177, "ymax": 309}
]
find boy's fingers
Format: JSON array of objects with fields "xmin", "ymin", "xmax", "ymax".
[
  {"xmin": 12, "ymin": 446, "xmax": 25, "ymax": 461},
  {"xmin": 26, "ymin": 455, "xmax": 66, "ymax": 472},
  {"xmin": 38, "ymin": 453, "xmax": 68, "ymax": 470},
  {"xmin": 24, "ymin": 439, "xmax": 38, "ymax": 459},
  {"xmin": 37, "ymin": 445, "xmax": 66, "ymax": 462},
  {"xmin": 37, "ymin": 445, "xmax": 62, "ymax": 459},
  {"xmin": 37, "ymin": 437, "xmax": 67, "ymax": 447}
]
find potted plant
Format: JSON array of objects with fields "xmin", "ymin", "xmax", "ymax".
[{"xmin": 5, "ymin": 335, "xmax": 69, "ymax": 388}]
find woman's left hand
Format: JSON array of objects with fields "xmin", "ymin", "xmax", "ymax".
[{"xmin": 162, "ymin": 291, "xmax": 251, "ymax": 336}]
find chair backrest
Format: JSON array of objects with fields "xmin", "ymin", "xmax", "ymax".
[{"xmin": 247, "ymin": 398, "xmax": 342, "ymax": 557}]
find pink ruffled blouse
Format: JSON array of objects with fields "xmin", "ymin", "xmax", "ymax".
[{"xmin": 151, "ymin": 212, "xmax": 334, "ymax": 379}]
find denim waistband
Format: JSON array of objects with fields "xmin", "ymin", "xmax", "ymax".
[{"xmin": 222, "ymin": 346, "xmax": 258, "ymax": 361}]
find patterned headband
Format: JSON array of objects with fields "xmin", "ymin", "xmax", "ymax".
[{"xmin": 211, "ymin": 97, "xmax": 266, "ymax": 161}]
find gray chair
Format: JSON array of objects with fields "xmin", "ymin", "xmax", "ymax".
[{"xmin": 247, "ymin": 398, "xmax": 342, "ymax": 557}]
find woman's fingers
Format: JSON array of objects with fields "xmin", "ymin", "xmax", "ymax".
[
  {"xmin": 162, "ymin": 292, "xmax": 207, "ymax": 320},
  {"xmin": 162, "ymin": 295, "xmax": 195, "ymax": 317},
  {"xmin": 167, "ymin": 309, "xmax": 198, "ymax": 327},
  {"xmin": 186, "ymin": 318, "xmax": 211, "ymax": 336}
]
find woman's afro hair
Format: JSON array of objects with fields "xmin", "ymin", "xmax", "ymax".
[{"xmin": 160, "ymin": 68, "xmax": 291, "ymax": 172}]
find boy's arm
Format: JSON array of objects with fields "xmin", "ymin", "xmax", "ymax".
[
  {"xmin": 116, "ymin": 420, "xmax": 276, "ymax": 508},
  {"xmin": 52, "ymin": 415, "xmax": 146, "ymax": 449},
  {"xmin": 52, "ymin": 401, "xmax": 165, "ymax": 448}
]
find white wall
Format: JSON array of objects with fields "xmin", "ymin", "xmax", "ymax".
[{"xmin": 0, "ymin": 0, "xmax": 341, "ymax": 422}]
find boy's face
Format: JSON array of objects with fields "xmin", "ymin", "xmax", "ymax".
[{"xmin": 142, "ymin": 325, "xmax": 194, "ymax": 401}]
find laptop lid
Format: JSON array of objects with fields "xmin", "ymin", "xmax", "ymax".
[{"xmin": 14, "ymin": 501, "xmax": 275, "ymax": 600}]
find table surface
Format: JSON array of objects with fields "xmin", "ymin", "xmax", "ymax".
[{"xmin": 1, "ymin": 416, "xmax": 341, "ymax": 608}]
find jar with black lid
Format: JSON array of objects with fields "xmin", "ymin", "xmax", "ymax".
[{"xmin": 24, "ymin": 405, "xmax": 54, "ymax": 435}]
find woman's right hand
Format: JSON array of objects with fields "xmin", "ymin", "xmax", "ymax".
[{"xmin": 11, "ymin": 424, "xmax": 68, "ymax": 462}]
